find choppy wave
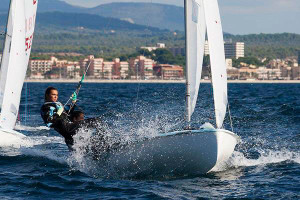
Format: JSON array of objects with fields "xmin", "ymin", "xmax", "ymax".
[{"xmin": 1, "ymin": 83, "xmax": 299, "ymax": 199}]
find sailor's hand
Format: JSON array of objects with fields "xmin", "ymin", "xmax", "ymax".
[
  {"xmin": 56, "ymin": 105, "xmax": 64, "ymax": 116},
  {"xmin": 71, "ymin": 92, "xmax": 77, "ymax": 103}
]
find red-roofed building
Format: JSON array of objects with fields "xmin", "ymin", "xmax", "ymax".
[{"xmin": 153, "ymin": 64, "xmax": 184, "ymax": 80}]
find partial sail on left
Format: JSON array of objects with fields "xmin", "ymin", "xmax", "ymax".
[{"xmin": 0, "ymin": 0, "xmax": 38, "ymax": 130}]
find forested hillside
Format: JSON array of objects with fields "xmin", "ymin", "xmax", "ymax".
[
  {"xmin": 224, "ymin": 33, "xmax": 300, "ymax": 58},
  {"xmin": 0, "ymin": 0, "xmax": 299, "ymax": 59}
]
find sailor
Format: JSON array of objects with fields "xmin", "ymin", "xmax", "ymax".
[{"xmin": 40, "ymin": 86, "xmax": 81, "ymax": 150}]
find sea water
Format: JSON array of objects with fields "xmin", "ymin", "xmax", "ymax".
[{"xmin": 0, "ymin": 83, "xmax": 299, "ymax": 199}]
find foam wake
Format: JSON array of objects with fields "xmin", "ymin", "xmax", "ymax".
[{"xmin": 211, "ymin": 149, "xmax": 300, "ymax": 174}]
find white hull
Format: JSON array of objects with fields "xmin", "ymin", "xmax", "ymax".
[
  {"xmin": 0, "ymin": 128, "xmax": 26, "ymax": 148},
  {"xmin": 104, "ymin": 128, "xmax": 239, "ymax": 176}
]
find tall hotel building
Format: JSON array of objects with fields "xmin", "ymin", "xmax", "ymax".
[
  {"xmin": 224, "ymin": 42, "xmax": 244, "ymax": 59},
  {"xmin": 204, "ymin": 41, "xmax": 245, "ymax": 59}
]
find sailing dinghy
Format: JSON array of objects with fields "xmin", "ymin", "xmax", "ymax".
[
  {"xmin": 100, "ymin": 0, "xmax": 239, "ymax": 175},
  {"xmin": 0, "ymin": 0, "xmax": 38, "ymax": 145}
]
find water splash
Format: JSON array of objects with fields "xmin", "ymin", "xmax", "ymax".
[{"xmin": 67, "ymin": 111, "xmax": 185, "ymax": 178}]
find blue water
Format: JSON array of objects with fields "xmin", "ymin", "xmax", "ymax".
[{"xmin": 0, "ymin": 83, "xmax": 299, "ymax": 199}]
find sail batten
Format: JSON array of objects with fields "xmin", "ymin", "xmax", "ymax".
[
  {"xmin": 185, "ymin": 0, "xmax": 206, "ymax": 122},
  {"xmin": 0, "ymin": 0, "xmax": 38, "ymax": 129},
  {"xmin": 203, "ymin": 0, "xmax": 228, "ymax": 128}
]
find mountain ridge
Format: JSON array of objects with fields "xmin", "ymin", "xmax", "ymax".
[{"xmin": 0, "ymin": 0, "xmax": 184, "ymax": 31}]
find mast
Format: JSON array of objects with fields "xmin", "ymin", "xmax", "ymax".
[
  {"xmin": 185, "ymin": 0, "xmax": 191, "ymax": 123},
  {"xmin": 0, "ymin": 0, "xmax": 13, "ymax": 71}
]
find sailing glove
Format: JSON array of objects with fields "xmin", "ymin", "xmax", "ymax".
[
  {"xmin": 56, "ymin": 104, "xmax": 64, "ymax": 116},
  {"xmin": 71, "ymin": 92, "xmax": 77, "ymax": 103}
]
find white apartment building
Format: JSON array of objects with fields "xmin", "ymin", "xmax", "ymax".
[
  {"xmin": 204, "ymin": 40, "xmax": 209, "ymax": 56},
  {"xmin": 103, "ymin": 62, "xmax": 114, "ymax": 79},
  {"xmin": 226, "ymin": 59, "xmax": 233, "ymax": 69},
  {"xmin": 66, "ymin": 64, "xmax": 81, "ymax": 79},
  {"xmin": 257, "ymin": 67, "xmax": 281, "ymax": 80},
  {"xmin": 141, "ymin": 43, "xmax": 166, "ymax": 52},
  {"xmin": 80, "ymin": 55, "xmax": 104, "ymax": 78},
  {"xmin": 143, "ymin": 57, "xmax": 155, "ymax": 78},
  {"xmin": 29, "ymin": 58, "xmax": 53, "ymax": 74},
  {"xmin": 129, "ymin": 56, "xmax": 155, "ymax": 79},
  {"xmin": 93, "ymin": 58, "xmax": 104, "ymax": 78},
  {"xmin": 119, "ymin": 60, "xmax": 129, "ymax": 79}
]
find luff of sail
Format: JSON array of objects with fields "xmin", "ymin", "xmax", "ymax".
[
  {"xmin": 0, "ymin": 0, "xmax": 38, "ymax": 130},
  {"xmin": 203, "ymin": 0, "xmax": 228, "ymax": 129},
  {"xmin": 185, "ymin": 0, "xmax": 206, "ymax": 122}
]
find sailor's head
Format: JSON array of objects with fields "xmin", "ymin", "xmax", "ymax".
[
  {"xmin": 71, "ymin": 111, "xmax": 84, "ymax": 122},
  {"xmin": 45, "ymin": 86, "xmax": 58, "ymax": 102}
]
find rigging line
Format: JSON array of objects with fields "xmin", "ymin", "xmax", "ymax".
[
  {"xmin": 208, "ymin": 63, "xmax": 215, "ymax": 125},
  {"xmin": 64, "ymin": 61, "xmax": 91, "ymax": 110},
  {"xmin": 227, "ymin": 100, "xmax": 234, "ymax": 132}
]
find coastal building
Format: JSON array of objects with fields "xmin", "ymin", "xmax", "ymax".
[
  {"xmin": 29, "ymin": 56, "xmax": 55, "ymax": 79},
  {"xmin": 204, "ymin": 40, "xmax": 209, "ymax": 56},
  {"xmin": 153, "ymin": 64, "xmax": 184, "ymax": 80},
  {"xmin": 129, "ymin": 56, "xmax": 155, "ymax": 79},
  {"xmin": 298, "ymin": 51, "xmax": 300, "ymax": 65},
  {"xmin": 103, "ymin": 61, "xmax": 114, "ymax": 79},
  {"xmin": 239, "ymin": 67, "xmax": 257, "ymax": 80},
  {"xmin": 80, "ymin": 55, "xmax": 105, "ymax": 78},
  {"xmin": 268, "ymin": 59, "xmax": 285, "ymax": 68},
  {"xmin": 169, "ymin": 47, "xmax": 185, "ymax": 56},
  {"xmin": 280, "ymin": 66, "xmax": 292, "ymax": 80},
  {"xmin": 256, "ymin": 67, "xmax": 281, "ymax": 80},
  {"xmin": 29, "ymin": 57, "xmax": 53, "ymax": 74},
  {"xmin": 79, "ymin": 55, "xmax": 130, "ymax": 79},
  {"xmin": 113, "ymin": 58, "xmax": 129, "ymax": 79},
  {"xmin": 226, "ymin": 59, "xmax": 233, "ymax": 69},
  {"xmin": 93, "ymin": 58, "xmax": 104, "ymax": 78},
  {"xmin": 224, "ymin": 42, "xmax": 244, "ymax": 59},
  {"xmin": 292, "ymin": 66, "xmax": 300, "ymax": 80},
  {"xmin": 227, "ymin": 67, "xmax": 239, "ymax": 80},
  {"xmin": 29, "ymin": 56, "xmax": 81, "ymax": 79},
  {"xmin": 66, "ymin": 64, "xmax": 81, "ymax": 79},
  {"xmin": 204, "ymin": 41, "xmax": 244, "ymax": 59},
  {"xmin": 141, "ymin": 43, "xmax": 165, "ymax": 52}
]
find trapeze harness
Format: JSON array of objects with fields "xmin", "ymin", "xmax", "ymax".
[{"xmin": 40, "ymin": 101, "xmax": 79, "ymax": 148}]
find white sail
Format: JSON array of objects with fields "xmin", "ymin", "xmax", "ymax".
[
  {"xmin": 0, "ymin": 0, "xmax": 38, "ymax": 130},
  {"xmin": 203, "ymin": 0, "xmax": 228, "ymax": 128},
  {"xmin": 185, "ymin": 0, "xmax": 206, "ymax": 122},
  {"xmin": 25, "ymin": 0, "xmax": 38, "ymax": 64}
]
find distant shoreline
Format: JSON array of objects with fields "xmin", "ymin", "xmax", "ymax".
[{"xmin": 25, "ymin": 79, "xmax": 300, "ymax": 84}]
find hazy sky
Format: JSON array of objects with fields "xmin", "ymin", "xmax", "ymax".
[{"xmin": 64, "ymin": 0, "xmax": 300, "ymax": 34}]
